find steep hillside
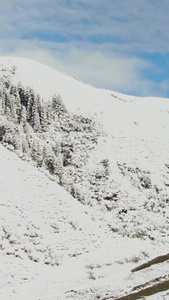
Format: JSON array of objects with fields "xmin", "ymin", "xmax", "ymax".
[
  {"xmin": 1, "ymin": 143, "xmax": 169, "ymax": 300},
  {"xmin": 1, "ymin": 57, "xmax": 169, "ymax": 238},
  {"xmin": 0, "ymin": 56, "xmax": 112, "ymax": 115},
  {"xmin": 1, "ymin": 56, "xmax": 169, "ymax": 298}
]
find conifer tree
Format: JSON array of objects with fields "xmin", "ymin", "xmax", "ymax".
[
  {"xmin": 19, "ymin": 106, "xmax": 27, "ymax": 125},
  {"xmin": 26, "ymin": 88, "xmax": 35, "ymax": 123},
  {"xmin": 31, "ymin": 96, "xmax": 41, "ymax": 131},
  {"xmin": 17, "ymin": 84, "xmax": 28, "ymax": 108},
  {"xmin": 39, "ymin": 105, "xmax": 46, "ymax": 129},
  {"xmin": 52, "ymin": 94, "xmax": 67, "ymax": 116},
  {"xmin": 0, "ymin": 87, "xmax": 6, "ymax": 115},
  {"xmin": 31, "ymin": 139, "xmax": 43, "ymax": 167}
]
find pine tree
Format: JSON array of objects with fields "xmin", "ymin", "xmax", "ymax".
[
  {"xmin": 5, "ymin": 91, "xmax": 17, "ymax": 122},
  {"xmin": 31, "ymin": 96, "xmax": 41, "ymax": 131},
  {"xmin": 39, "ymin": 105, "xmax": 46, "ymax": 130},
  {"xmin": 0, "ymin": 87, "xmax": 6, "ymax": 115},
  {"xmin": 26, "ymin": 88, "xmax": 35, "ymax": 123},
  {"xmin": 19, "ymin": 106, "xmax": 27, "ymax": 125},
  {"xmin": 10, "ymin": 85, "xmax": 21, "ymax": 121},
  {"xmin": 31, "ymin": 139, "xmax": 43, "ymax": 167},
  {"xmin": 17, "ymin": 83, "xmax": 28, "ymax": 108},
  {"xmin": 52, "ymin": 94, "xmax": 67, "ymax": 116}
]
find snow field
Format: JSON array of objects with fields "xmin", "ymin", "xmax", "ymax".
[{"xmin": 1, "ymin": 56, "xmax": 169, "ymax": 298}]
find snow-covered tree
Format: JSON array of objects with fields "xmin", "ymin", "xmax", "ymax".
[
  {"xmin": 31, "ymin": 139, "xmax": 43, "ymax": 167},
  {"xmin": 19, "ymin": 106, "xmax": 27, "ymax": 125},
  {"xmin": 52, "ymin": 94, "xmax": 67, "ymax": 116}
]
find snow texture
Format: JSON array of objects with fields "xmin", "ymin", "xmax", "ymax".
[{"xmin": 1, "ymin": 56, "xmax": 169, "ymax": 299}]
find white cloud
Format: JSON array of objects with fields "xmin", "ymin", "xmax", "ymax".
[
  {"xmin": 1, "ymin": 0, "xmax": 169, "ymax": 96},
  {"xmin": 1, "ymin": 0, "xmax": 169, "ymax": 52}
]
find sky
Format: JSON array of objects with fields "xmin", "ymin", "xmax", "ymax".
[{"xmin": 1, "ymin": 0, "xmax": 169, "ymax": 97}]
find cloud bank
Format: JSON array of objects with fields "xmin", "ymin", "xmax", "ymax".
[{"xmin": 1, "ymin": 0, "xmax": 169, "ymax": 96}]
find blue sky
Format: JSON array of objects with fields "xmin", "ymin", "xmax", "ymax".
[{"xmin": 1, "ymin": 0, "xmax": 169, "ymax": 97}]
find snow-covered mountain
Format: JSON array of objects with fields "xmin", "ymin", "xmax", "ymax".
[{"xmin": 1, "ymin": 56, "xmax": 169, "ymax": 299}]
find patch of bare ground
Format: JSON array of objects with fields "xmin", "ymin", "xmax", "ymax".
[
  {"xmin": 102, "ymin": 253, "xmax": 169, "ymax": 300},
  {"xmin": 102, "ymin": 275, "xmax": 169, "ymax": 299},
  {"xmin": 131, "ymin": 253, "xmax": 169, "ymax": 273}
]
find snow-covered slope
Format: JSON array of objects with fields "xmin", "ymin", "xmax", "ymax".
[
  {"xmin": 0, "ymin": 56, "xmax": 169, "ymax": 131},
  {"xmin": 1, "ymin": 56, "xmax": 169, "ymax": 299},
  {"xmin": 1, "ymin": 143, "xmax": 169, "ymax": 300},
  {"xmin": 1, "ymin": 56, "xmax": 169, "ymax": 172},
  {"xmin": 0, "ymin": 56, "xmax": 169, "ymax": 133},
  {"xmin": 0, "ymin": 56, "xmax": 113, "ymax": 115}
]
